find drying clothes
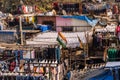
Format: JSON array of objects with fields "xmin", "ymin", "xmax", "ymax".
[
  {"xmin": 116, "ymin": 26, "xmax": 120, "ymax": 40},
  {"xmin": 14, "ymin": 50, "xmax": 23, "ymax": 60},
  {"xmin": 107, "ymin": 9, "xmax": 113, "ymax": 18},
  {"xmin": 107, "ymin": 48, "xmax": 117, "ymax": 61},
  {"xmin": 26, "ymin": 17, "xmax": 29, "ymax": 23},
  {"xmin": 9, "ymin": 61, "xmax": 16, "ymax": 72},
  {"xmin": 51, "ymin": 67, "xmax": 57, "ymax": 75},
  {"xmin": 22, "ymin": 5, "xmax": 27, "ymax": 14},
  {"xmin": 43, "ymin": 49, "xmax": 48, "ymax": 59},
  {"xmin": 113, "ymin": 5, "xmax": 119, "ymax": 14},
  {"xmin": 116, "ymin": 26, "xmax": 120, "ymax": 34},
  {"xmin": 96, "ymin": 0, "xmax": 102, "ymax": 3},
  {"xmin": 13, "ymin": 59, "xmax": 19, "ymax": 72},
  {"xmin": 33, "ymin": 66, "xmax": 37, "ymax": 73},
  {"xmin": 0, "ymin": 76, "xmax": 47, "ymax": 80},
  {"xmin": 46, "ymin": 67, "xmax": 49, "ymax": 73},
  {"xmin": 30, "ymin": 64, "xmax": 34, "ymax": 72},
  {"xmin": 27, "ymin": 6, "xmax": 33, "ymax": 13},
  {"xmin": 118, "ymin": 15, "xmax": 120, "ymax": 24},
  {"xmin": 55, "ymin": 47, "xmax": 61, "ymax": 63},
  {"xmin": 116, "ymin": 49, "xmax": 120, "ymax": 61},
  {"xmin": 48, "ymin": 48, "xmax": 56, "ymax": 60},
  {"xmin": 32, "ymin": 16, "xmax": 35, "ymax": 23},
  {"xmin": 1, "ymin": 62, "xmax": 8, "ymax": 72},
  {"xmin": 23, "ymin": 50, "xmax": 35, "ymax": 59},
  {"xmin": 24, "ymin": 63, "xmax": 29, "ymax": 72},
  {"xmin": 27, "ymin": 76, "xmax": 35, "ymax": 80},
  {"xmin": 39, "ymin": 67, "xmax": 44, "ymax": 74},
  {"xmin": 92, "ymin": 33, "xmax": 98, "ymax": 48},
  {"xmin": 85, "ymin": 3, "xmax": 107, "ymax": 11},
  {"xmin": 66, "ymin": 71, "xmax": 71, "ymax": 80},
  {"xmin": 118, "ymin": 32, "xmax": 120, "ymax": 40},
  {"xmin": 31, "ymin": 50, "xmax": 35, "ymax": 59},
  {"xmin": 29, "ymin": 17, "xmax": 33, "ymax": 23},
  {"xmin": 23, "ymin": 50, "xmax": 31, "ymax": 59},
  {"xmin": 16, "ymin": 76, "xmax": 26, "ymax": 80},
  {"xmin": 102, "ymin": 38, "xmax": 109, "ymax": 47},
  {"xmin": 115, "ymin": 67, "xmax": 119, "ymax": 80},
  {"xmin": 21, "ymin": 5, "xmax": 33, "ymax": 14}
]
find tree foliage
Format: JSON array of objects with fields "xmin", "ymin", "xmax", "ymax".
[{"xmin": 0, "ymin": 0, "xmax": 55, "ymax": 13}]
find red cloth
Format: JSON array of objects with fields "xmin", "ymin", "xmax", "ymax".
[
  {"xmin": 53, "ymin": 2, "xmax": 58, "ymax": 7},
  {"xmin": 22, "ymin": 5, "xmax": 27, "ymax": 13},
  {"xmin": 116, "ymin": 26, "xmax": 120, "ymax": 35},
  {"xmin": 9, "ymin": 61, "xmax": 16, "ymax": 71}
]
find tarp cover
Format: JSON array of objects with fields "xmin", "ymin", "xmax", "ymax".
[
  {"xmin": 37, "ymin": 25, "xmax": 51, "ymax": 32},
  {"xmin": 61, "ymin": 15, "xmax": 99, "ymax": 27}
]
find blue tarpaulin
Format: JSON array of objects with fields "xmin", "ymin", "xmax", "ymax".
[
  {"xmin": 0, "ymin": 31, "xmax": 25, "ymax": 34},
  {"xmin": 61, "ymin": 15, "xmax": 99, "ymax": 27},
  {"xmin": 89, "ymin": 70, "xmax": 114, "ymax": 80},
  {"xmin": 37, "ymin": 25, "xmax": 51, "ymax": 32},
  {"xmin": 0, "ymin": 31, "xmax": 14, "ymax": 34}
]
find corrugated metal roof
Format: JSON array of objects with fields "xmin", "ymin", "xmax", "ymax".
[{"xmin": 26, "ymin": 32, "xmax": 88, "ymax": 48}]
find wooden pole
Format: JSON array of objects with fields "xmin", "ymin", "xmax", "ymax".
[
  {"xmin": 84, "ymin": 31, "xmax": 89, "ymax": 67},
  {"xmin": 19, "ymin": 16, "xmax": 23, "ymax": 45}
]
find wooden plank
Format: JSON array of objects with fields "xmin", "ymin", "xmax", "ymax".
[
  {"xmin": 0, "ymin": 30, "xmax": 40, "ymax": 33},
  {"xmin": 89, "ymin": 56, "xmax": 103, "ymax": 59},
  {"xmin": 23, "ymin": 30, "xmax": 40, "ymax": 33},
  {"xmin": 0, "ymin": 43, "xmax": 33, "ymax": 50}
]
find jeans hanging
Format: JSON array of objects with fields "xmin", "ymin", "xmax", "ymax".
[
  {"xmin": 55, "ymin": 47, "xmax": 60, "ymax": 63},
  {"xmin": 115, "ymin": 67, "xmax": 119, "ymax": 80},
  {"xmin": 14, "ymin": 50, "xmax": 23, "ymax": 60}
]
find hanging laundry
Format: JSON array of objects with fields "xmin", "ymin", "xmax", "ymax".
[
  {"xmin": 33, "ymin": 66, "xmax": 37, "ymax": 76},
  {"xmin": 117, "ymin": 48, "xmax": 120, "ymax": 61},
  {"xmin": 36, "ymin": 67, "xmax": 40, "ymax": 76},
  {"xmin": 32, "ymin": 16, "xmax": 35, "ymax": 23},
  {"xmin": 9, "ymin": 61, "xmax": 16, "ymax": 72},
  {"xmin": 85, "ymin": 3, "xmax": 109, "ymax": 14},
  {"xmin": 29, "ymin": 17, "xmax": 33, "ymax": 23},
  {"xmin": 107, "ymin": 48, "xmax": 117, "ymax": 61},
  {"xmin": 116, "ymin": 25, "xmax": 120, "ymax": 40},
  {"xmin": 48, "ymin": 47, "xmax": 56, "ymax": 59},
  {"xmin": 27, "ymin": 6, "xmax": 33, "ymax": 13},
  {"xmin": 14, "ymin": 50, "xmax": 23, "ymax": 60},
  {"xmin": 26, "ymin": 16, "xmax": 29, "ymax": 23},
  {"xmin": 17, "ymin": 5, "xmax": 22, "ymax": 14},
  {"xmin": 13, "ymin": 59, "xmax": 19, "ymax": 72},
  {"xmin": 30, "ymin": 63, "xmax": 33, "ymax": 72},
  {"xmin": 46, "ymin": 67, "xmax": 49, "ymax": 73},
  {"xmin": 107, "ymin": 9, "xmax": 113, "ymax": 18},
  {"xmin": 19, "ymin": 60, "xmax": 25, "ymax": 73},
  {"xmin": 55, "ymin": 46, "xmax": 61, "ymax": 63},
  {"xmin": 31, "ymin": 50, "xmax": 35, "ymax": 59},
  {"xmin": 113, "ymin": 5, "xmax": 119, "ymax": 14},
  {"xmin": 22, "ymin": 5, "xmax": 27, "ymax": 13},
  {"xmin": 39, "ymin": 67, "xmax": 44, "ymax": 74},
  {"xmin": 66, "ymin": 70, "xmax": 71, "ymax": 80},
  {"xmin": 23, "ymin": 50, "xmax": 34, "ymax": 59}
]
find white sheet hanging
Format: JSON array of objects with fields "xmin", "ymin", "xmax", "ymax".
[{"xmin": 105, "ymin": 62, "xmax": 120, "ymax": 68}]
